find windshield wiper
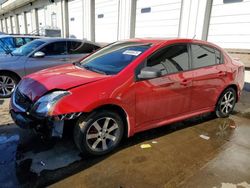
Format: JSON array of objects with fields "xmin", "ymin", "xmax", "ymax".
[{"xmin": 83, "ymin": 65, "xmax": 107, "ymax": 75}]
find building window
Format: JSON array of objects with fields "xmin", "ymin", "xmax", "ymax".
[{"xmin": 223, "ymin": 0, "xmax": 243, "ymax": 3}]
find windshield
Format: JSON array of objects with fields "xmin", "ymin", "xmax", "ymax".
[
  {"xmin": 80, "ymin": 41, "xmax": 151, "ymax": 75},
  {"xmin": 12, "ymin": 40, "xmax": 45, "ymax": 56},
  {"xmin": 0, "ymin": 37, "xmax": 15, "ymax": 54}
]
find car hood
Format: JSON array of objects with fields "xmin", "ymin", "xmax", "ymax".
[
  {"xmin": 0, "ymin": 55, "xmax": 22, "ymax": 62},
  {"xmin": 18, "ymin": 64, "xmax": 109, "ymax": 101}
]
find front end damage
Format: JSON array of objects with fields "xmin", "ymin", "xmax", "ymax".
[{"xmin": 10, "ymin": 88, "xmax": 81, "ymax": 138}]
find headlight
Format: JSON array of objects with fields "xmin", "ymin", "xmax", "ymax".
[{"xmin": 31, "ymin": 91, "xmax": 70, "ymax": 117}]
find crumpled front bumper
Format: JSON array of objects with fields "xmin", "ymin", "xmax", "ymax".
[
  {"xmin": 10, "ymin": 110, "xmax": 37, "ymax": 129},
  {"xmin": 10, "ymin": 109, "xmax": 64, "ymax": 138}
]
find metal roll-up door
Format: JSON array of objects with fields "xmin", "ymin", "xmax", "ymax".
[
  {"xmin": 95, "ymin": 0, "xmax": 119, "ymax": 43},
  {"xmin": 26, "ymin": 12, "xmax": 33, "ymax": 34},
  {"xmin": 68, "ymin": 0, "xmax": 83, "ymax": 39},
  {"xmin": 208, "ymin": 0, "xmax": 250, "ymax": 49},
  {"xmin": 11, "ymin": 16, "xmax": 16, "ymax": 34},
  {"xmin": 18, "ymin": 14, "xmax": 25, "ymax": 34},
  {"xmin": 135, "ymin": 0, "xmax": 182, "ymax": 38}
]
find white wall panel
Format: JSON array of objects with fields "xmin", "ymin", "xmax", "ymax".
[
  {"xmin": 18, "ymin": 14, "xmax": 25, "ymax": 34},
  {"xmin": 1, "ymin": 19, "xmax": 6, "ymax": 33},
  {"xmin": 95, "ymin": 0, "xmax": 119, "ymax": 42},
  {"xmin": 6, "ymin": 17, "xmax": 11, "ymax": 33},
  {"xmin": 68, "ymin": 0, "xmax": 83, "ymax": 39},
  {"xmin": 208, "ymin": 0, "xmax": 250, "ymax": 49},
  {"xmin": 26, "ymin": 11, "xmax": 33, "ymax": 34},
  {"xmin": 11, "ymin": 16, "xmax": 16, "ymax": 34},
  {"xmin": 135, "ymin": 0, "xmax": 182, "ymax": 38},
  {"xmin": 38, "ymin": 8, "xmax": 46, "ymax": 28}
]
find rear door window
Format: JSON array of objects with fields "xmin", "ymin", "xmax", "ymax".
[
  {"xmin": 23, "ymin": 37, "xmax": 33, "ymax": 44},
  {"xmin": 68, "ymin": 41, "xmax": 100, "ymax": 54},
  {"xmin": 40, "ymin": 41, "xmax": 68, "ymax": 56},
  {"xmin": 14, "ymin": 37, "xmax": 25, "ymax": 47},
  {"xmin": 191, "ymin": 44, "xmax": 218, "ymax": 69}
]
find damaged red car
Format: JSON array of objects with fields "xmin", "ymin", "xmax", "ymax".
[{"xmin": 10, "ymin": 38, "xmax": 245, "ymax": 155}]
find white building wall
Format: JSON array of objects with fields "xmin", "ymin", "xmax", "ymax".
[
  {"xmin": 117, "ymin": 0, "xmax": 134, "ymax": 40},
  {"xmin": 208, "ymin": 0, "xmax": 250, "ymax": 49},
  {"xmin": 68, "ymin": 0, "xmax": 84, "ymax": 39},
  {"xmin": 0, "ymin": 0, "xmax": 249, "ymax": 50},
  {"xmin": 83, "ymin": 0, "xmax": 95, "ymax": 41},
  {"xmin": 178, "ymin": 0, "xmax": 209, "ymax": 39},
  {"xmin": 18, "ymin": 14, "xmax": 25, "ymax": 34},
  {"xmin": 26, "ymin": 11, "xmax": 33, "ymax": 34},
  {"xmin": 135, "ymin": 0, "xmax": 182, "ymax": 38},
  {"xmin": 95, "ymin": 0, "xmax": 119, "ymax": 43}
]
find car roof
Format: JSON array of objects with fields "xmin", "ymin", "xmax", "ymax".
[
  {"xmin": 125, "ymin": 38, "xmax": 222, "ymax": 49},
  {"xmin": 34, "ymin": 37, "xmax": 100, "ymax": 46},
  {"xmin": 0, "ymin": 34, "xmax": 40, "ymax": 38}
]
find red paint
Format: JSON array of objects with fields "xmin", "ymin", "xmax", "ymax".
[{"xmin": 11, "ymin": 38, "xmax": 245, "ymax": 137}]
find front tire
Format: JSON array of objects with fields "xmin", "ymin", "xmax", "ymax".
[
  {"xmin": 0, "ymin": 73, "xmax": 19, "ymax": 98},
  {"xmin": 74, "ymin": 110, "xmax": 124, "ymax": 156},
  {"xmin": 215, "ymin": 87, "xmax": 237, "ymax": 118}
]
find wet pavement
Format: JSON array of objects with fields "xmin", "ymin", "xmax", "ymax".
[{"xmin": 0, "ymin": 83, "xmax": 250, "ymax": 188}]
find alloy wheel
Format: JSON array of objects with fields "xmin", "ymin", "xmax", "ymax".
[
  {"xmin": 86, "ymin": 117, "xmax": 120, "ymax": 152},
  {"xmin": 220, "ymin": 90, "xmax": 235, "ymax": 114},
  {"xmin": 0, "ymin": 75, "xmax": 16, "ymax": 97}
]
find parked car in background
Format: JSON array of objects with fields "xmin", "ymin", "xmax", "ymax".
[
  {"xmin": 0, "ymin": 35, "xmax": 40, "ymax": 55},
  {"xmin": 10, "ymin": 38, "xmax": 245, "ymax": 156},
  {"xmin": 0, "ymin": 38, "xmax": 101, "ymax": 97}
]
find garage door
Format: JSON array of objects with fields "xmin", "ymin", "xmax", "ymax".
[
  {"xmin": 208, "ymin": 0, "xmax": 250, "ymax": 49},
  {"xmin": 2, "ymin": 19, "xmax": 6, "ymax": 33},
  {"xmin": 26, "ymin": 12, "xmax": 33, "ymax": 34},
  {"xmin": 37, "ymin": 8, "xmax": 46, "ymax": 35},
  {"xmin": 135, "ymin": 0, "xmax": 182, "ymax": 38},
  {"xmin": 6, "ymin": 18, "xmax": 12, "ymax": 33},
  {"xmin": 68, "ymin": 0, "xmax": 83, "ymax": 39},
  {"xmin": 95, "ymin": 0, "xmax": 119, "ymax": 43},
  {"xmin": 11, "ymin": 16, "xmax": 16, "ymax": 34},
  {"xmin": 18, "ymin": 14, "xmax": 25, "ymax": 34}
]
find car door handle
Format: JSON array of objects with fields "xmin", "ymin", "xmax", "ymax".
[
  {"xmin": 218, "ymin": 71, "xmax": 227, "ymax": 77},
  {"xmin": 60, "ymin": 58, "xmax": 70, "ymax": 61},
  {"xmin": 180, "ymin": 79, "xmax": 192, "ymax": 86}
]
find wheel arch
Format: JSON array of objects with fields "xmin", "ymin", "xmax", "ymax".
[
  {"xmin": 91, "ymin": 104, "xmax": 130, "ymax": 138},
  {"xmin": 215, "ymin": 84, "xmax": 239, "ymax": 108},
  {"xmin": 0, "ymin": 70, "xmax": 21, "ymax": 82},
  {"xmin": 224, "ymin": 84, "xmax": 238, "ymax": 102}
]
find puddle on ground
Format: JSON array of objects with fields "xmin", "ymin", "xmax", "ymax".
[
  {"xmin": 215, "ymin": 118, "xmax": 236, "ymax": 140},
  {"xmin": 0, "ymin": 113, "xmax": 244, "ymax": 187},
  {"xmin": 244, "ymin": 82, "xmax": 250, "ymax": 92},
  {"xmin": 17, "ymin": 139, "xmax": 81, "ymax": 174},
  {"xmin": 0, "ymin": 134, "xmax": 20, "ymax": 187}
]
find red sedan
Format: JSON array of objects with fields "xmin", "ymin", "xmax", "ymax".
[{"xmin": 10, "ymin": 38, "xmax": 245, "ymax": 155}]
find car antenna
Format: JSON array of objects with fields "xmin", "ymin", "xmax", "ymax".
[{"xmin": 192, "ymin": 34, "xmax": 196, "ymax": 39}]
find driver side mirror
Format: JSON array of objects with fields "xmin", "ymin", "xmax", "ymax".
[
  {"xmin": 33, "ymin": 51, "xmax": 45, "ymax": 58},
  {"xmin": 138, "ymin": 67, "xmax": 162, "ymax": 80}
]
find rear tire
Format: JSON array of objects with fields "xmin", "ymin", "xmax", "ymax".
[
  {"xmin": 0, "ymin": 73, "xmax": 20, "ymax": 98},
  {"xmin": 74, "ymin": 110, "xmax": 124, "ymax": 156},
  {"xmin": 215, "ymin": 87, "xmax": 237, "ymax": 118}
]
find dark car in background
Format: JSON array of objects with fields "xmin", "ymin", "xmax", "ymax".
[
  {"xmin": 0, "ymin": 35, "xmax": 40, "ymax": 55},
  {"xmin": 0, "ymin": 38, "xmax": 101, "ymax": 97}
]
